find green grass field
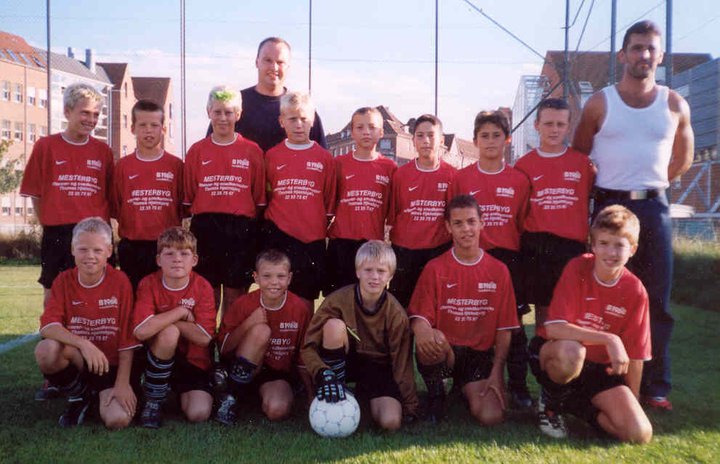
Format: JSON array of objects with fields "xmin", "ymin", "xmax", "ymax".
[{"xmin": 1, "ymin": 265, "xmax": 718, "ymax": 463}]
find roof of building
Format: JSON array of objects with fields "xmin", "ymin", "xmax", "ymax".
[
  {"xmin": 97, "ymin": 62, "xmax": 129, "ymax": 87},
  {"xmin": 377, "ymin": 105, "xmax": 408, "ymax": 136},
  {"xmin": 0, "ymin": 31, "xmax": 46, "ymax": 69},
  {"xmin": 31, "ymin": 46, "xmax": 111, "ymax": 83},
  {"xmin": 132, "ymin": 77, "xmax": 171, "ymax": 105}
]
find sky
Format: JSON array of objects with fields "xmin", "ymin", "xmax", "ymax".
[{"xmin": 2, "ymin": 0, "xmax": 719, "ymax": 151}]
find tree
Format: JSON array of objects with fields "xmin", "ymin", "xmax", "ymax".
[{"xmin": 0, "ymin": 139, "xmax": 23, "ymax": 195}]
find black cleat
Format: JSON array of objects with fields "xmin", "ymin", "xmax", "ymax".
[
  {"xmin": 58, "ymin": 396, "xmax": 91, "ymax": 428},
  {"xmin": 211, "ymin": 366, "xmax": 228, "ymax": 393},
  {"xmin": 140, "ymin": 400, "xmax": 163, "ymax": 429},
  {"xmin": 214, "ymin": 393, "xmax": 237, "ymax": 425},
  {"xmin": 35, "ymin": 380, "xmax": 61, "ymax": 402}
]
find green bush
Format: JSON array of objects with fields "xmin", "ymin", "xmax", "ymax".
[
  {"xmin": 672, "ymin": 238, "xmax": 720, "ymax": 311},
  {"xmin": 0, "ymin": 230, "xmax": 41, "ymax": 264}
]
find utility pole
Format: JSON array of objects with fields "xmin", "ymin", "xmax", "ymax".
[
  {"xmin": 665, "ymin": 0, "xmax": 673, "ymax": 88},
  {"xmin": 609, "ymin": 0, "xmax": 617, "ymax": 86},
  {"xmin": 563, "ymin": 0, "xmax": 569, "ymax": 100}
]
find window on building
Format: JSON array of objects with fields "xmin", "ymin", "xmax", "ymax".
[
  {"xmin": 1, "ymin": 197, "xmax": 10, "ymax": 216},
  {"xmin": 27, "ymin": 206, "xmax": 34, "ymax": 215},
  {"xmin": 40, "ymin": 125, "xmax": 48, "ymax": 136},
  {"xmin": 169, "ymin": 103, "xmax": 173, "ymax": 119},
  {"xmin": 124, "ymin": 82, "xmax": 128, "ymax": 98},
  {"xmin": 28, "ymin": 123, "xmax": 37, "ymax": 143},
  {"xmin": 123, "ymin": 114, "xmax": 128, "ymax": 129},
  {"xmin": 14, "ymin": 122, "xmax": 23, "ymax": 141},
  {"xmin": 1, "ymin": 81, "xmax": 9, "ymax": 100},
  {"xmin": 27, "ymin": 86, "xmax": 36, "ymax": 106},
  {"xmin": 379, "ymin": 139, "xmax": 391, "ymax": 150},
  {"xmin": 1, "ymin": 120, "xmax": 10, "ymax": 139},
  {"xmin": 122, "ymin": 145, "xmax": 127, "ymax": 157},
  {"xmin": 15, "ymin": 206, "xmax": 23, "ymax": 216},
  {"xmin": 13, "ymin": 83, "xmax": 23, "ymax": 103},
  {"xmin": 39, "ymin": 88, "xmax": 47, "ymax": 108}
]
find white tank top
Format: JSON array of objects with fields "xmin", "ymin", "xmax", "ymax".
[{"xmin": 590, "ymin": 85, "xmax": 675, "ymax": 190}]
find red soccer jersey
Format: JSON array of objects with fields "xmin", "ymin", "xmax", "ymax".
[
  {"xmin": 451, "ymin": 163, "xmax": 530, "ymax": 251},
  {"xmin": 514, "ymin": 147, "xmax": 594, "ymax": 243},
  {"xmin": 388, "ymin": 160, "xmax": 455, "ymax": 249},
  {"xmin": 540, "ymin": 254, "xmax": 651, "ymax": 364},
  {"xmin": 20, "ymin": 134, "xmax": 113, "ymax": 225},
  {"xmin": 40, "ymin": 266, "xmax": 140, "ymax": 366},
  {"xmin": 328, "ymin": 153, "xmax": 397, "ymax": 241},
  {"xmin": 183, "ymin": 135, "xmax": 266, "ymax": 217},
  {"xmin": 111, "ymin": 151, "xmax": 184, "ymax": 240},
  {"xmin": 218, "ymin": 289, "xmax": 312, "ymax": 373},
  {"xmin": 408, "ymin": 249, "xmax": 519, "ymax": 351},
  {"xmin": 133, "ymin": 271, "xmax": 216, "ymax": 370},
  {"xmin": 264, "ymin": 141, "xmax": 337, "ymax": 243}
]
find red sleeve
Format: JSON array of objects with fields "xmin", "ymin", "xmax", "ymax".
[
  {"xmin": 103, "ymin": 145, "xmax": 114, "ymax": 211},
  {"xmin": 117, "ymin": 275, "xmax": 140, "ymax": 351},
  {"xmin": 294, "ymin": 298, "xmax": 313, "ymax": 368},
  {"xmin": 40, "ymin": 273, "xmax": 67, "ymax": 331},
  {"xmin": 193, "ymin": 279, "xmax": 217, "ymax": 340},
  {"xmin": 496, "ymin": 265, "xmax": 519, "ymax": 330},
  {"xmin": 132, "ymin": 276, "xmax": 157, "ymax": 332},
  {"xmin": 516, "ymin": 175, "xmax": 531, "ymax": 233},
  {"xmin": 382, "ymin": 162, "xmax": 398, "ymax": 223},
  {"xmin": 324, "ymin": 151, "xmax": 337, "ymax": 215},
  {"xmin": 110, "ymin": 159, "xmax": 123, "ymax": 220},
  {"xmin": 621, "ymin": 287, "xmax": 652, "ymax": 361},
  {"xmin": 20, "ymin": 137, "xmax": 46, "ymax": 199},
  {"xmin": 174, "ymin": 157, "xmax": 188, "ymax": 219},
  {"xmin": 183, "ymin": 145, "xmax": 197, "ymax": 206},
  {"xmin": 252, "ymin": 147, "xmax": 267, "ymax": 208},
  {"xmin": 407, "ymin": 264, "xmax": 438, "ymax": 327},
  {"xmin": 218, "ymin": 294, "xmax": 254, "ymax": 346},
  {"xmin": 546, "ymin": 261, "xmax": 580, "ymax": 326},
  {"xmin": 387, "ymin": 170, "xmax": 400, "ymax": 226}
]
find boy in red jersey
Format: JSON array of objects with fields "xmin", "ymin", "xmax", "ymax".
[
  {"xmin": 214, "ymin": 250, "xmax": 312, "ymax": 425},
  {"xmin": 529, "ymin": 205, "xmax": 652, "ymax": 443},
  {"xmin": 325, "ymin": 107, "xmax": 397, "ymax": 295},
  {"xmin": 409, "ymin": 195, "xmax": 518, "ymax": 425},
  {"xmin": 132, "ymin": 227, "xmax": 216, "ymax": 428},
  {"xmin": 184, "ymin": 85, "xmax": 266, "ymax": 314},
  {"xmin": 20, "ymin": 83, "xmax": 113, "ymax": 301},
  {"xmin": 387, "ymin": 114, "xmax": 454, "ymax": 308},
  {"xmin": 514, "ymin": 98, "xmax": 594, "ymax": 432},
  {"xmin": 263, "ymin": 91, "xmax": 336, "ymax": 303},
  {"xmin": 302, "ymin": 240, "xmax": 418, "ymax": 431},
  {"xmin": 112, "ymin": 100, "xmax": 184, "ymax": 290},
  {"xmin": 34, "ymin": 217, "xmax": 140, "ymax": 429},
  {"xmin": 451, "ymin": 111, "xmax": 532, "ymax": 409}
]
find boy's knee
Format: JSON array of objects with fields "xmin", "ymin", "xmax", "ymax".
[
  {"xmin": 103, "ymin": 411, "xmax": 133, "ymax": 430},
  {"xmin": 35, "ymin": 339, "xmax": 61, "ymax": 364},
  {"xmin": 246, "ymin": 323, "xmax": 272, "ymax": 347},
  {"xmin": 469, "ymin": 400, "xmax": 504, "ymax": 426},
  {"xmin": 185, "ymin": 403, "xmax": 212, "ymax": 423},
  {"xmin": 155, "ymin": 324, "xmax": 181, "ymax": 348},
  {"xmin": 545, "ymin": 341, "xmax": 585, "ymax": 384},
  {"xmin": 263, "ymin": 398, "xmax": 291, "ymax": 421},
  {"xmin": 376, "ymin": 412, "xmax": 402, "ymax": 431},
  {"xmin": 619, "ymin": 413, "xmax": 653, "ymax": 444},
  {"xmin": 321, "ymin": 318, "xmax": 347, "ymax": 347}
]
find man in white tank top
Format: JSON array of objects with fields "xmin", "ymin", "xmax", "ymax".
[{"xmin": 573, "ymin": 20, "xmax": 694, "ymax": 412}]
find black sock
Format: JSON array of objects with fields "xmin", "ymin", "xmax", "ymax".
[
  {"xmin": 319, "ymin": 347, "xmax": 346, "ymax": 383},
  {"xmin": 228, "ymin": 356, "xmax": 258, "ymax": 393},
  {"xmin": 45, "ymin": 364, "xmax": 87, "ymax": 399},
  {"xmin": 143, "ymin": 351, "xmax": 174, "ymax": 402},
  {"xmin": 507, "ymin": 327, "xmax": 529, "ymax": 391},
  {"xmin": 417, "ymin": 361, "xmax": 447, "ymax": 398}
]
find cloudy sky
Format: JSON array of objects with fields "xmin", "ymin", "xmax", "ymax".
[{"xmin": 3, "ymin": 0, "xmax": 718, "ymax": 151}]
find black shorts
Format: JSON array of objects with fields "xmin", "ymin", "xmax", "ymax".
[
  {"xmin": 346, "ymin": 352, "xmax": 402, "ymax": 402},
  {"xmin": 486, "ymin": 247, "xmax": 524, "ymax": 306},
  {"xmin": 521, "ymin": 232, "xmax": 587, "ymax": 306},
  {"xmin": 448, "ymin": 345, "xmax": 494, "ymax": 388},
  {"xmin": 118, "ymin": 239, "xmax": 158, "ymax": 290},
  {"xmin": 529, "ymin": 336, "xmax": 625, "ymax": 418},
  {"xmin": 190, "ymin": 213, "xmax": 257, "ymax": 289},
  {"xmin": 390, "ymin": 242, "xmax": 451, "ymax": 309},
  {"xmin": 170, "ymin": 357, "xmax": 212, "ymax": 395},
  {"xmin": 324, "ymin": 238, "xmax": 366, "ymax": 295},
  {"xmin": 260, "ymin": 221, "xmax": 326, "ymax": 301},
  {"xmin": 253, "ymin": 366, "xmax": 298, "ymax": 389},
  {"xmin": 39, "ymin": 224, "xmax": 76, "ymax": 289},
  {"xmin": 86, "ymin": 362, "xmax": 142, "ymax": 394}
]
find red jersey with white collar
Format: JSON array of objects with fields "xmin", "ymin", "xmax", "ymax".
[
  {"xmin": 540, "ymin": 254, "xmax": 651, "ymax": 364},
  {"xmin": 451, "ymin": 163, "xmax": 530, "ymax": 251},
  {"xmin": 328, "ymin": 152, "xmax": 397, "ymax": 241},
  {"xmin": 514, "ymin": 147, "xmax": 594, "ymax": 243},
  {"xmin": 20, "ymin": 133, "xmax": 113, "ymax": 225},
  {"xmin": 218, "ymin": 289, "xmax": 312, "ymax": 373},
  {"xmin": 112, "ymin": 151, "xmax": 184, "ymax": 240},
  {"xmin": 183, "ymin": 135, "xmax": 266, "ymax": 217},
  {"xmin": 388, "ymin": 159, "xmax": 455, "ymax": 249},
  {"xmin": 264, "ymin": 141, "xmax": 337, "ymax": 243},
  {"xmin": 133, "ymin": 271, "xmax": 216, "ymax": 370},
  {"xmin": 40, "ymin": 266, "xmax": 140, "ymax": 366},
  {"xmin": 408, "ymin": 249, "xmax": 519, "ymax": 351}
]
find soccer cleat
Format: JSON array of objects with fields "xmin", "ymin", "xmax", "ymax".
[
  {"xmin": 35, "ymin": 380, "xmax": 60, "ymax": 402},
  {"xmin": 642, "ymin": 396, "xmax": 673, "ymax": 411},
  {"xmin": 510, "ymin": 388, "xmax": 533, "ymax": 410},
  {"xmin": 214, "ymin": 393, "xmax": 238, "ymax": 426},
  {"xmin": 140, "ymin": 400, "xmax": 163, "ymax": 429},
  {"xmin": 58, "ymin": 396, "xmax": 91, "ymax": 428},
  {"xmin": 537, "ymin": 393, "xmax": 567, "ymax": 439},
  {"xmin": 211, "ymin": 366, "xmax": 229, "ymax": 393}
]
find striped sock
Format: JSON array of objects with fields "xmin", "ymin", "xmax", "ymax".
[
  {"xmin": 143, "ymin": 351, "xmax": 174, "ymax": 402},
  {"xmin": 319, "ymin": 347, "xmax": 346, "ymax": 383}
]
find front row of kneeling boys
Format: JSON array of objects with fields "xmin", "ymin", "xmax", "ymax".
[{"xmin": 34, "ymin": 196, "xmax": 652, "ymax": 443}]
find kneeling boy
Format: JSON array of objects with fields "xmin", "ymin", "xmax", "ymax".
[
  {"xmin": 409, "ymin": 195, "xmax": 519, "ymax": 425},
  {"xmin": 214, "ymin": 250, "xmax": 312, "ymax": 424},
  {"xmin": 133, "ymin": 227, "xmax": 216, "ymax": 428},
  {"xmin": 34, "ymin": 217, "xmax": 139, "ymax": 429},
  {"xmin": 301, "ymin": 241, "xmax": 418, "ymax": 431},
  {"xmin": 529, "ymin": 205, "xmax": 652, "ymax": 443}
]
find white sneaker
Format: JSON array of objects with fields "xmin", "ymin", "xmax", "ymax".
[{"xmin": 537, "ymin": 391, "xmax": 568, "ymax": 439}]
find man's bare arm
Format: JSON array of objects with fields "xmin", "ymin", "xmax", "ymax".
[
  {"xmin": 667, "ymin": 91, "xmax": 694, "ymax": 181},
  {"xmin": 572, "ymin": 92, "xmax": 605, "ymax": 155}
]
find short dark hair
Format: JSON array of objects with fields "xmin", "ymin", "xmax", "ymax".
[
  {"xmin": 622, "ymin": 20, "xmax": 662, "ymax": 51},
  {"xmin": 131, "ymin": 99, "xmax": 164, "ymax": 125},
  {"xmin": 473, "ymin": 110, "xmax": 510, "ymax": 140},
  {"xmin": 350, "ymin": 107, "xmax": 382, "ymax": 128},
  {"xmin": 412, "ymin": 114, "xmax": 443, "ymax": 135},
  {"xmin": 444, "ymin": 194, "xmax": 482, "ymax": 221},
  {"xmin": 256, "ymin": 37, "xmax": 291, "ymax": 59},
  {"xmin": 255, "ymin": 248, "xmax": 291, "ymax": 271},
  {"xmin": 535, "ymin": 98, "xmax": 570, "ymax": 121}
]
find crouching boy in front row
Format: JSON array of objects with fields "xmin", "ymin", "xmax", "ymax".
[
  {"xmin": 301, "ymin": 240, "xmax": 418, "ymax": 431},
  {"xmin": 132, "ymin": 227, "xmax": 217, "ymax": 428},
  {"xmin": 529, "ymin": 205, "xmax": 653, "ymax": 443},
  {"xmin": 34, "ymin": 217, "xmax": 140, "ymax": 429}
]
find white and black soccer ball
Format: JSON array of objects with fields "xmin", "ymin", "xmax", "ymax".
[{"xmin": 308, "ymin": 393, "xmax": 361, "ymax": 438}]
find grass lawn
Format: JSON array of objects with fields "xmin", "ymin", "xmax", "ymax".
[{"xmin": 1, "ymin": 266, "xmax": 718, "ymax": 463}]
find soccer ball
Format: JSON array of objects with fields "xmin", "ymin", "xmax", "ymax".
[{"xmin": 308, "ymin": 393, "xmax": 361, "ymax": 438}]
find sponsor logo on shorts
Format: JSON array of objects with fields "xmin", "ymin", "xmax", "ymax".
[
  {"xmin": 279, "ymin": 321, "xmax": 299, "ymax": 331},
  {"xmin": 87, "ymin": 159, "xmax": 102, "ymax": 171},
  {"xmin": 375, "ymin": 174, "xmax": 390, "ymax": 185},
  {"xmin": 437, "ymin": 182, "xmax": 449, "ymax": 192},
  {"xmin": 496, "ymin": 187, "xmax": 515, "ymax": 198},
  {"xmin": 232, "ymin": 159, "xmax": 250, "ymax": 169},
  {"xmin": 564, "ymin": 171, "xmax": 582, "ymax": 182},
  {"xmin": 604, "ymin": 304, "xmax": 627, "ymax": 317},
  {"xmin": 98, "ymin": 296, "xmax": 119, "ymax": 309},
  {"xmin": 306, "ymin": 161, "xmax": 324, "ymax": 172},
  {"xmin": 477, "ymin": 282, "xmax": 497, "ymax": 292},
  {"xmin": 180, "ymin": 298, "xmax": 196, "ymax": 308},
  {"xmin": 156, "ymin": 171, "xmax": 174, "ymax": 182}
]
